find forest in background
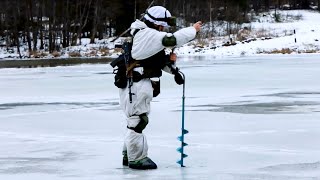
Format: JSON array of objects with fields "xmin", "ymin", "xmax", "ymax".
[{"xmin": 0, "ymin": 0, "xmax": 319, "ymax": 56}]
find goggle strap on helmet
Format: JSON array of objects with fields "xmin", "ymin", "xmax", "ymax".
[
  {"xmin": 146, "ymin": 11, "xmax": 167, "ymax": 23},
  {"xmin": 146, "ymin": 11, "xmax": 176, "ymax": 27}
]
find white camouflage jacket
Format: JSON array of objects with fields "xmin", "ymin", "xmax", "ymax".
[{"xmin": 130, "ymin": 19, "xmax": 197, "ymax": 60}]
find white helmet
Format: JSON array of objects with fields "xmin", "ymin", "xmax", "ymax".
[{"xmin": 144, "ymin": 6, "xmax": 174, "ymax": 27}]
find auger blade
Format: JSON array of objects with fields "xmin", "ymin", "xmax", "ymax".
[
  {"xmin": 182, "ymin": 129, "xmax": 189, "ymax": 134},
  {"xmin": 181, "ymin": 153, "xmax": 188, "ymax": 158},
  {"xmin": 176, "ymin": 160, "xmax": 182, "ymax": 165},
  {"xmin": 178, "ymin": 134, "xmax": 189, "ymax": 141},
  {"xmin": 177, "ymin": 147, "xmax": 182, "ymax": 153},
  {"xmin": 176, "ymin": 160, "xmax": 186, "ymax": 167}
]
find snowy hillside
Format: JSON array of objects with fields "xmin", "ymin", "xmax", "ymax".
[
  {"xmin": 0, "ymin": 10, "xmax": 320, "ymax": 60},
  {"xmin": 176, "ymin": 10, "xmax": 320, "ymax": 58}
]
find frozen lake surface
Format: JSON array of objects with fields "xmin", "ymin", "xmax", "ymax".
[{"xmin": 1, "ymin": 55, "xmax": 320, "ymax": 180}]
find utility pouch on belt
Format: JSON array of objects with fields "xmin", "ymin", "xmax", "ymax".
[
  {"xmin": 132, "ymin": 71, "xmax": 143, "ymax": 82},
  {"xmin": 151, "ymin": 79, "xmax": 160, "ymax": 97}
]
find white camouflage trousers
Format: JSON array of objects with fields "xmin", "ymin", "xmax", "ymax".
[{"xmin": 119, "ymin": 78, "xmax": 153, "ymax": 161}]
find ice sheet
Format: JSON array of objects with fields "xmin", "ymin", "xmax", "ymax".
[{"xmin": 0, "ymin": 55, "xmax": 320, "ymax": 179}]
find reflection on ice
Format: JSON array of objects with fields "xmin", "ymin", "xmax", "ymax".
[
  {"xmin": 260, "ymin": 161, "xmax": 320, "ymax": 172},
  {"xmin": 187, "ymin": 101, "xmax": 319, "ymax": 114},
  {"xmin": 0, "ymin": 152, "xmax": 77, "ymax": 175},
  {"xmin": 0, "ymin": 101, "xmax": 119, "ymax": 110}
]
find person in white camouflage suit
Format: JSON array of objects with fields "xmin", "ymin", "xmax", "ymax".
[{"xmin": 120, "ymin": 5, "xmax": 202, "ymax": 170}]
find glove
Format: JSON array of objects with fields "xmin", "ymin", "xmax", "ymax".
[{"xmin": 174, "ymin": 71, "xmax": 184, "ymax": 85}]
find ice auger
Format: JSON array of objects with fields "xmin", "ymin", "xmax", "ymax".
[{"xmin": 177, "ymin": 71, "xmax": 188, "ymax": 167}]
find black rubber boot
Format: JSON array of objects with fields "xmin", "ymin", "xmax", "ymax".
[
  {"xmin": 128, "ymin": 157, "xmax": 157, "ymax": 170},
  {"xmin": 122, "ymin": 151, "xmax": 128, "ymax": 166}
]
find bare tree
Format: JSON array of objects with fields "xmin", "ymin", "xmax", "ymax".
[
  {"xmin": 25, "ymin": 0, "xmax": 32, "ymax": 55},
  {"xmin": 74, "ymin": 0, "xmax": 93, "ymax": 45},
  {"xmin": 90, "ymin": 0, "xmax": 102, "ymax": 44},
  {"xmin": 61, "ymin": 0, "xmax": 71, "ymax": 48},
  {"xmin": 46, "ymin": 0, "xmax": 57, "ymax": 52},
  {"xmin": 265, "ymin": 0, "xmax": 270, "ymax": 10},
  {"xmin": 301, "ymin": 0, "xmax": 311, "ymax": 8},
  {"xmin": 38, "ymin": 0, "xmax": 44, "ymax": 50},
  {"xmin": 13, "ymin": 0, "xmax": 22, "ymax": 58}
]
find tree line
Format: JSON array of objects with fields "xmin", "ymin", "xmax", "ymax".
[{"xmin": 0, "ymin": 0, "xmax": 319, "ymax": 57}]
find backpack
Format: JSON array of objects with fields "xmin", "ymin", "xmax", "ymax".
[
  {"xmin": 110, "ymin": 40, "xmax": 167, "ymax": 89},
  {"xmin": 110, "ymin": 36, "xmax": 176, "ymax": 98}
]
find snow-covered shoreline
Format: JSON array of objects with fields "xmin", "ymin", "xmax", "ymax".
[{"xmin": 1, "ymin": 10, "xmax": 320, "ymax": 61}]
